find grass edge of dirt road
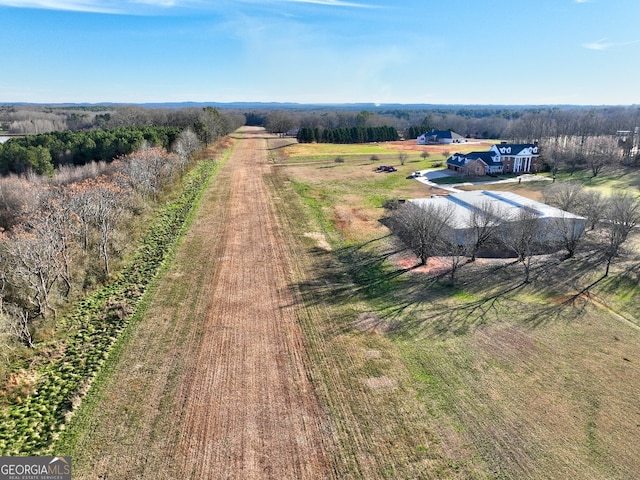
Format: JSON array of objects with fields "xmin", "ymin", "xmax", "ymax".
[
  {"xmin": 54, "ymin": 144, "xmax": 234, "ymax": 457},
  {"xmin": 265, "ymin": 167, "xmax": 480, "ymax": 479}
]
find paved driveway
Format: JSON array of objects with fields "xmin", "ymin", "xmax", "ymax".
[{"xmin": 412, "ymin": 169, "xmax": 550, "ymax": 192}]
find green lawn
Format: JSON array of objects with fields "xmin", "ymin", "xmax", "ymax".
[{"xmin": 275, "ymin": 142, "xmax": 640, "ymax": 479}]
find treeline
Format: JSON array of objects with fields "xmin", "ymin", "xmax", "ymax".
[
  {"xmin": 248, "ymin": 105, "xmax": 640, "ymax": 144},
  {"xmin": 0, "ymin": 126, "xmax": 181, "ymax": 175},
  {"xmin": 0, "ymin": 106, "xmax": 244, "ymax": 176},
  {"xmin": 5, "ymin": 104, "xmax": 639, "ymax": 148},
  {"xmin": 538, "ymin": 134, "xmax": 639, "ymax": 175},
  {"xmin": 0, "ymin": 105, "xmax": 246, "ymax": 136},
  {"xmin": 0, "ymin": 128, "xmax": 205, "ymax": 352},
  {"xmin": 404, "ymin": 125, "xmax": 429, "ymax": 140},
  {"xmin": 297, "ymin": 126, "xmax": 398, "ymax": 144}
]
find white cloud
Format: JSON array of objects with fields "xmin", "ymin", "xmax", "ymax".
[
  {"xmin": 277, "ymin": 0, "xmax": 374, "ymax": 6},
  {"xmin": 0, "ymin": 0, "xmax": 203, "ymax": 13},
  {"xmin": 0, "ymin": 0, "xmax": 118, "ymax": 13},
  {"xmin": 0, "ymin": 0, "xmax": 375, "ymax": 12},
  {"xmin": 583, "ymin": 38, "xmax": 613, "ymax": 50},
  {"xmin": 583, "ymin": 38, "xmax": 639, "ymax": 50}
]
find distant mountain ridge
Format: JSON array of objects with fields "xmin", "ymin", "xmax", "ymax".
[{"xmin": 0, "ymin": 101, "xmax": 615, "ymax": 111}]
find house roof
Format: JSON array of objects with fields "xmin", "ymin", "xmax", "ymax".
[
  {"xmin": 446, "ymin": 154, "xmax": 467, "ymax": 168},
  {"xmin": 422, "ymin": 129, "xmax": 464, "ymax": 140},
  {"xmin": 492, "ymin": 143, "xmax": 539, "ymax": 156},
  {"xmin": 446, "ymin": 151, "xmax": 500, "ymax": 167},
  {"xmin": 467, "ymin": 151, "xmax": 501, "ymax": 166}
]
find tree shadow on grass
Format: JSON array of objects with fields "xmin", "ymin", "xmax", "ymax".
[
  {"xmin": 293, "ymin": 234, "xmax": 528, "ymax": 337},
  {"xmin": 385, "ymin": 278, "xmax": 530, "ymax": 339},
  {"xmin": 389, "ymin": 251, "xmax": 616, "ymax": 337},
  {"xmin": 512, "ymin": 252, "xmax": 639, "ymax": 328},
  {"xmin": 292, "ymin": 234, "xmax": 639, "ymax": 338}
]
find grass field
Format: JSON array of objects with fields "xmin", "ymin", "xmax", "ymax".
[
  {"xmin": 268, "ymin": 137, "xmax": 491, "ymax": 166},
  {"xmin": 272, "ymin": 138, "xmax": 640, "ymax": 478},
  {"xmin": 555, "ymin": 167, "xmax": 640, "ymax": 195}
]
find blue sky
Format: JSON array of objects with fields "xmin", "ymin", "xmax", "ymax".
[{"xmin": 1, "ymin": 0, "xmax": 638, "ymax": 105}]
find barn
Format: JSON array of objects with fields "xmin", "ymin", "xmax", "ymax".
[
  {"xmin": 407, "ymin": 190, "xmax": 586, "ymax": 246},
  {"xmin": 416, "ymin": 129, "xmax": 465, "ymax": 145}
]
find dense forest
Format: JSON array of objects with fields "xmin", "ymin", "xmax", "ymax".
[
  {"xmin": 0, "ymin": 106, "xmax": 242, "ymax": 377},
  {"xmin": 0, "ymin": 106, "xmax": 244, "ymax": 176},
  {"xmin": 0, "ymin": 127, "xmax": 181, "ymax": 175}
]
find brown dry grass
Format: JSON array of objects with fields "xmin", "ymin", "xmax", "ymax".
[
  {"xmin": 410, "ymin": 309, "xmax": 640, "ymax": 479},
  {"xmin": 277, "ymin": 138, "xmax": 640, "ymax": 479}
]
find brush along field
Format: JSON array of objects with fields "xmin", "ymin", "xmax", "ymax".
[{"xmin": 59, "ymin": 132, "xmax": 640, "ymax": 479}]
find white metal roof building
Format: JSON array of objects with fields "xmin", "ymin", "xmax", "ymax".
[{"xmin": 407, "ymin": 190, "xmax": 586, "ymax": 246}]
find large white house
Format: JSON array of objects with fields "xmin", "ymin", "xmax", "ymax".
[
  {"xmin": 408, "ymin": 190, "xmax": 586, "ymax": 246},
  {"xmin": 490, "ymin": 143, "xmax": 539, "ymax": 173},
  {"xmin": 417, "ymin": 129, "xmax": 465, "ymax": 145},
  {"xmin": 447, "ymin": 143, "xmax": 540, "ymax": 175}
]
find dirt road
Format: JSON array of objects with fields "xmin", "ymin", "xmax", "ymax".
[
  {"xmin": 175, "ymin": 128, "xmax": 332, "ymax": 478},
  {"xmin": 66, "ymin": 127, "xmax": 333, "ymax": 479}
]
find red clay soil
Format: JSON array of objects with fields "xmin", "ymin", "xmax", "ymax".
[{"xmin": 175, "ymin": 128, "xmax": 332, "ymax": 479}]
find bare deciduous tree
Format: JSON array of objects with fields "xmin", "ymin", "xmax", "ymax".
[
  {"xmin": 35, "ymin": 192, "xmax": 79, "ymax": 297},
  {"xmin": 543, "ymin": 181, "xmax": 585, "ymax": 212},
  {"xmin": 4, "ymin": 228, "xmax": 63, "ymax": 320},
  {"xmin": 0, "ymin": 175, "xmax": 40, "ymax": 230},
  {"xmin": 392, "ymin": 202, "xmax": 454, "ymax": 266},
  {"xmin": 265, "ymin": 111, "xmax": 295, "ymax": 137},
  {"xmin": 1, "ymin": 302, "xmax": 34, "ymax": 348},
  {"xmin": 499, "ymin": 207, "xmax": 542, "ymax": 283},
  {"xmin": 602, "ymin": 193, "xmax": 640, "ymax": 276},
  {"xmin": 440, "ymin": 241, "xmax": 467, "ymax": 285},
  {"xmin": 91, "ymin": 185, "xmax": 129, "ymax": 277},
  {"xmin": 466, "ymin": 199, "xmax": 505, "ymax": 261},
  {"xmin": 578, "ymin": 190, "xmax": 607, "ymax": 230},
  {"xmin": 172, "ymin": 128, "xmax": 201, "ymax": 171},
  {"xmin": 119, "ymin": 148, "xmax": 176, "ymax": 200},
  {"xmin": 583, "ymin": 136, "xmax": 619, "ymax": 177},
  {"xmin": 550, "ymin": 213, "xmax": 586, "ymax": 259},
  {"xmin": 67, "ymin": 182, "xmax": 96, "ymax": 252}
]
